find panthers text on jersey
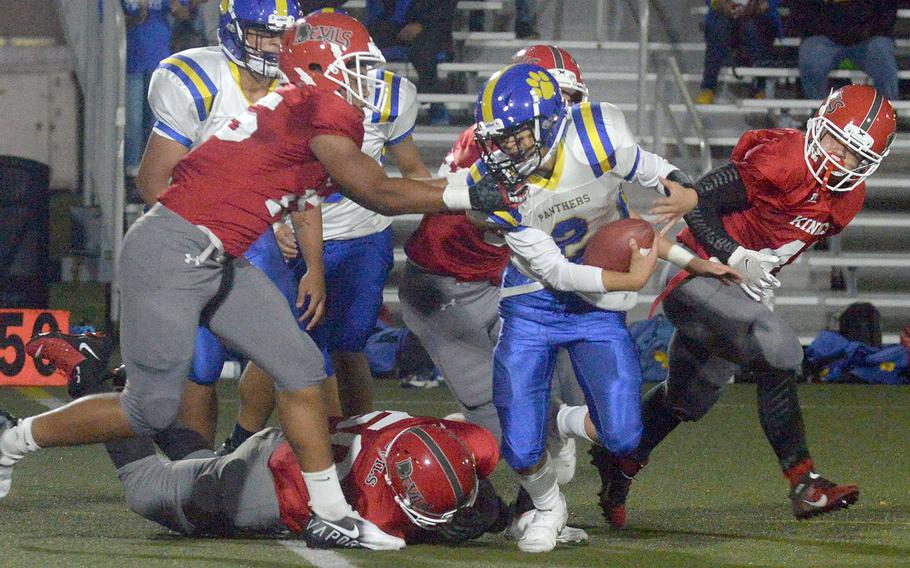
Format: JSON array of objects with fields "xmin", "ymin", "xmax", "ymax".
[
  {"xmin": 482, "ymin": 101, "xmax": 676, "ymax": 310},
  {"xmin": 149, "ymin": 46, "xmax": 280, "ymax": 150},
  {"xmin": 676, "ymin": 128, "xmax": 866, "ymax": 270},
  {"xmin": 320, "ymin": 70, "xmax": 419, "ymax": 240},
  {"xmin": 405, "ymin": 125, "xmax": 511, "ymax": 285},
  {"xmin": 159, "ymin": 85, "xmax": 364, "ymax": 257},
  {"xmin": 267, "ymin": 411, "xmax": 499, "ymax": 539}
]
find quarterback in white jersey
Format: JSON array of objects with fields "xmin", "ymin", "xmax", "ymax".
[
  {"xmin": 469, "ymin": 64, "xmax": 738, "ymax": 553},
  {"xmin": 136, "ymin": 0, "xmax": 327, "ymax": 450}
]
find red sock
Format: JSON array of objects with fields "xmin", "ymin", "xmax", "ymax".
[{"xmin": 784, "ymin": 458, "xmax": 815, "ymax": 489}]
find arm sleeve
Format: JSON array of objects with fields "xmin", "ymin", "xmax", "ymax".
[
  {"xmin": 631, "ymin": 148, "xmax": 679, "ymax": 191},
  {"xmin": 682, "ymin": 163, "xmax": 751, "ymax": 262},
  {"xmin": 147, "ymin": 67, "xmax": 202, "ymax": 148},
  {"xmin": 386, "ymin": 78, "xmax": 418, "ymax": 146},
  {"xmin": 505, "ymin": 227, "xmax": 607, "ymax": 293}
]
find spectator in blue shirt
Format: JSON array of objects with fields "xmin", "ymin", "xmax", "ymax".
[
  {"xmin": 696, "ymin": 0, "xmax": 783, "ymax": 105},
  {"xmin": 122, "ymin": 0, "xmax": 189, "ymax": 181}
]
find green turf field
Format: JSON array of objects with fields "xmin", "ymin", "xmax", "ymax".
[{"xmin": 1, "ymin": 381, "xmax": 909, "ymax": 568}]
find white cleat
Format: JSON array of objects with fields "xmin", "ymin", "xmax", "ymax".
[
  {"xmin": 303, "ymin": 510, "xmax": 406, "ymax": 551},
  {"xmin": 506, "ymin": 501, "xmax": 586, "ymax": 545},
  {"xmin": 555, "ymin": 525, "xmax": 588, "ymax": 544},
  {"xmin": 0, "ymin": 411, "xmax": 21, "ymax": 498},
  {"xmin": 443, "ymin": 412, "xmax": 466, "ymax": 422},
  {"xmin": 517, "ymin": 493, "xmax": 567, "ymax": 553}
]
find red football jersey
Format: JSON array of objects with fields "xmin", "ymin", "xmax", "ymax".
[
  {"xmin": 267, "ymin": 411, "xmax": 499, "ymax": 540},
  {"xmin": 677, "ymin": 129, "xmax": 866, "ymax": 268},
  {"xmin": 404, "ymin": 125, "xmax": 510, "ymax": 285},
  {"xmin": 159, "ymin": 84, "xmax": 364, "ymax": 257}
]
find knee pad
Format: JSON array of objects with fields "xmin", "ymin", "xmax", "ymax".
[
  {"xmin": 750, "ymin": 312, "xmax": 803, "ymax": 371},
  {"xmin": 121, "ymin": 387, "xmax": 182, "ymax": 436}
]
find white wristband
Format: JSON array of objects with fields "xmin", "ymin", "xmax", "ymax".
[
  {"xmin": 667, "ymin": 244, "xmax": 696, "ymax": 268},
  {"xmin": 442, "ymin": 185, "xmax": 472, "ymax": 210}
]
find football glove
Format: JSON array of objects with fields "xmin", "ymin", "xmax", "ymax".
[
  {"xmin": 727, "ymin": 246, "xmax": 781, "ymax": 292},
  {"xmin": 469, "ymin": 173, "xmax": 528, "ymax": 212},
  {"xmin": 434, "ymin": 479, "xmax": 508, "ymax": 543}
]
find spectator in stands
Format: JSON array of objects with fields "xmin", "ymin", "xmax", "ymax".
[
  {"xmin": 696, "ymin": 0, "xmax": 782, "ymax": 105},
  {"xmin": 515, "ymin": 0, "xmax": 539, "ymax": 39},
  {"xmin": 122, "ymin": 1, "xmax": 189, "ymax": 184},
  {"xmin": 365, "ymin": 0, "xmax": 457, "ymax": 125},
  {"xmin": 170, "ymin": 0, "xmax": 209, "ymax": 53},
  {"xmin": 791, "ymin": 0, "xmax": 899, "ymax": 101}
]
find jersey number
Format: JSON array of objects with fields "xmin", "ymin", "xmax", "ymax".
[
  {"xmin": 551, "ymin": 217, "xmax": 589, "ymax": 261},
  {"xmin": 213, "ymin": 91, "xmax": 284, "ymax": 143}
]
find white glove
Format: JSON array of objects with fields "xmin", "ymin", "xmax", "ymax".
[{"xmin": 727, "ymin": 246, "xmax": 781, "ymax": 290}]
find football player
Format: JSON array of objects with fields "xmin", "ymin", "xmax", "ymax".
[
  {"xmin": 136, "ymin": 0, "xmax": 320, "ymax": 448},
  {"xmin": 400, "ymin": 45, "xmax": 589, "ymax": 467},
  {"xmin": 221, "ymin": 9, "xmax": 432, "ymax": 454},
  {"xmin": 0, "ymin": 15, "xmax": 518, "ymax": 550},
  {"xmin": 469, "ymin": 63, "xmax": 739, "ymax": 552},
  {"xmin": 593, "ymin": 84, "xmax": 896, "ymax": 526},
  {"xmin": 5, "ymin": 331, "xmax": 503, "ymax": 547}
]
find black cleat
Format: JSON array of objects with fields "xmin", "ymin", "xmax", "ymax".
[
  {"xmin": 590, "ymin": 445, "xmax": 645, "ymax": 529},
  {"xmin": 26, "ymin": 331, "xmax": 114, "ymax": 398}
]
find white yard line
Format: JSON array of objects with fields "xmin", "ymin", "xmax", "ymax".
[{"xmin": 279, "ymin": 540, "xmax": 359, "ymax": 568}]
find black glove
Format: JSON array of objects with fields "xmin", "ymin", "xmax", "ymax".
[
  {"xmin": 434, "ymin": 479, "xmax": 509, "ymax": 543},
  {"xmin": 468, "ymin": 174, "xmax": 527, "ymax": 212},
  {"xmin": 666, "ymin": 168, "xmax": 696, "ymax": 189}
]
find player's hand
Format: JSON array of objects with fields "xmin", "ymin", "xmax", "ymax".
[
  {"xmin": 739, "ymin": 281, "xmax": 766, "ymax": 302},
  {"xmin": 468, "ymin": 174, "xmax": 527, "ymax": 212},
  {"xmin": 397, "ymin": 22, "xmax": 424, "ymax": 43},
  {"xmin": 727, "ymin": 246, "xmax": 780, "ymax": 289},
  {"xmin": 626, "ymin": 238, "xmax": 659, "ymax": 290},
  {"xmin": 651, "ymin": 176, "xmax": 698, "ymax": 225},
  {"xmin": 296, "ymin": 270, "xmax": 326, "ymax": 330},
  {"xmin": 273, "ymin": 223, "xmax": 298, "ymax": 260},
  {"xmin": 686, "ymin": 256, "xmax": 742, "ymax": 283}
]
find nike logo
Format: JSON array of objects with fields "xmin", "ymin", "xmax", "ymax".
[
  {"xmin": 802, "ymin": 494, "xmax": 828, "ymax": 508},
  {"xmin": 318, "ymin": 518, "xmax": 360, "ymax": 540},
  {"xmin": 34, "ymin": 345, "xmax": 44, "ymax": 359},
  {"xmin": 743, "ymin": 258, "xmax": 752, "ymax": 274},
  {"xmin": 78, "ymin": 342, "xmax": 100, "ymax": 360}
]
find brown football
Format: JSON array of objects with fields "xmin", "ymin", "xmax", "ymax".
[{"xmin": 582, "ymin": 218, "xmax": 656, "ymax": 272}]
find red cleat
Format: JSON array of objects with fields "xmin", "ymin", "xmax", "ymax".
[
  {"xmin": 790, "ymin": 472, "xmax": 859, "ymax": 520},
  {"xmin": 26, "ymin": 331, "xmax": 113, "ymax": 398}
]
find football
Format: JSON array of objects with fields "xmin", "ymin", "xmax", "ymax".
[{"xmin": 582, "ymin": 218, "xmax": 656, "ymax": 272}]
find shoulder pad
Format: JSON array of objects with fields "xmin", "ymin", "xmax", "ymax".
[{"xmin": 566, "ymin": 101, "xmax": 632, "ymax": 178}]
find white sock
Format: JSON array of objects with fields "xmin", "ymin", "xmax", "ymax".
[
  {"xmin": 302, "ymin": 464, "xmax": 353, "ymax": 521},
  {"xmin": 558, "ymin": 405, "xmax": 594, "ymax": 443},
  {"xmin": 517, "ymin": 455, "xmax": 560, "ymax": 511},
  {"xmin": 1, "ymin": 417, "xmax": 41, "ymax": 464}
]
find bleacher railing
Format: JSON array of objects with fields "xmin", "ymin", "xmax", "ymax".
[
  {"xmin": 653, "ymin": 54, "xmax": 713, "ymax": 175},
  {"xmin": 54, "ymin": 0, "xmax": 126, "ymax": 322}
]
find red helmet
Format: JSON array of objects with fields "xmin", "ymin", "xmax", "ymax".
[
  {"xmin": 279, "ymin": 12, "xmax": 386, "ymax": 110},
  {"xmin": 511, "ymin": 44, "xmax": 588, "ymax": 103},
  {"xmin": 383, "ymin": 424, "xmax": 479, "ymax": 529},
  {"xmin": 804, "ymin": 84, "xmax": 897, "ymax": 192}
]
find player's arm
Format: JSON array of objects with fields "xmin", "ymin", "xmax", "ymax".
[
  {"xmin": 310, "ymin": 134, "xmax": 512, "ymax": 214},
  {"xmin": 506, "ymin": 226, "xmax": 657, "ymax": 292},
  {"xmin": 677, "ymin": 163, "xmax": 751, "ymax": 263},
  {"xmin": 137, "ymin": 134, "xmax": 189, "ymax": 205},
  {"xmin": 290, "ymin": 207, "xmax": 326, "ymax": 329},
  {"xmin": 386, "ymin": 136, "xmax": 431, "ymax": 179}
]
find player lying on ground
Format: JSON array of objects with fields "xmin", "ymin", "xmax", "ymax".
[
  {"xmin": 0, "ymin": 16, "xmax": 521, "ymax": 551},
  {"xmin": 17, "ymin": 331, "xmax": 589, "ymax": 547},
  {"xmin": 468, "ymin": 63, "xmax": 741, "ymax": 553},
  {"xmin": 592, "ymin": 84, "xmax": 896, "ymax": 527}
]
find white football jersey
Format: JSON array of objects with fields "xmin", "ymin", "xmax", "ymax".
[
  {"xmin": 149, "ymin": 46, "xmax": 278, "ymax": 149},
  {"xmin": 481, "ymin": 101, "xmax": 677, "ymax": 310},
  {"xmin": 321, "ymin": 70, "xmax": 419, "ymax": 241}
]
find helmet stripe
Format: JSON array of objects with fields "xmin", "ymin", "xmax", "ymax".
[
  {"xmin": 480, "ymin": 69, "xmax": 503, "ymax": 124},
  {"xmin": 547, "ymin": 45, "xmax": 564, "ymax": 69},
  {"xmin": 860, "ymin": 91, "xmax": 884, "ymax": 132},
  {"xmin": 410, "ymin": 427, "xmax": 465, "ymax": 504},
  {"xmin": 275, "ymin": 0, "xmax": 288, "ymax": 17}
]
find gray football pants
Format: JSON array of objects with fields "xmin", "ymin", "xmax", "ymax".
[
  {"xmin": 399, "ymin": 262, "xmax": 583, "ymax": 443},
  {"xmin": 118, "ymin": 204, "xmax": 326, "ymax": 435},
  {"xmin": 118, "ymin": 428, "xmax": 285, "ymax": 535}
]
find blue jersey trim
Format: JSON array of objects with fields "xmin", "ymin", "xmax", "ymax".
[{"xmin": 153, "ymin": 119, "xmax": 193, "ymax": 148}]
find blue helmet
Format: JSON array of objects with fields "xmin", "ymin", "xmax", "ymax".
[
  {"xmin": 219, "ymin": 0, "xmax": 302, "ymax": 78},
  {"xmin": 474, "ymin": 63, "xmax": 568, "ymax": 188}
]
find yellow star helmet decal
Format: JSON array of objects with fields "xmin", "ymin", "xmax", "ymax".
[{"xmin": 526, "ymin": 71, "xmax": 555, "ymax": 101}]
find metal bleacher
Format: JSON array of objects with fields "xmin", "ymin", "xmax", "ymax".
[{"xmin": 355, "ymin": 0, "xmax": 910, "ymax": 343}]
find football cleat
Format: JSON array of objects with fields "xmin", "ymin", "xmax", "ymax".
[
  {"xmin": 26, "ymin": 330, "xmax": 114, "ymax": 399},
  {"xmin": 0, "ymin": 410, "xmax": 20, "ymax": 498},
  {"xmin": 790, "ymin": 472, "xmax": 859, "ymax": 520},
  {"xmin": 216, "ymin": 435, "xmax": 240, "ymax": 457},
  {"xmin": 303, "ymin": 510, "xmax": 406, "ymax": 550},
  {"xmin": 517, "ymin": 492, "xmax": 568, "ymax": 553},
  {"xmin": 589, "ymin": 445, "xmax": 645, "ymax": 529}
]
